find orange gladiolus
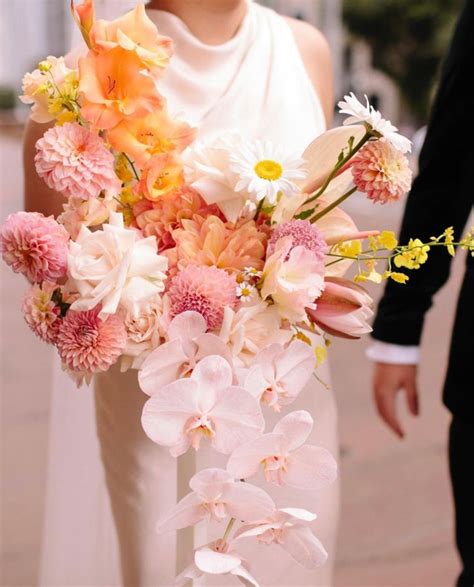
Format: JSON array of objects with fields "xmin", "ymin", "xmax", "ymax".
[
  {"xmin": 137, "ymin": 153, "xmax": 185, "ymax": 201},
  {"xmin": 71, "ymin": 0, "xmax": 95, "ymax": 48},
  {"xmin": 90, "ymin": 4, "xmax": 173, "ymax": 74},
  {"xmin": 107, "ymin": 109, "xmax": 196, "ymax": 169},
  {"xmin": 78, "ymin": 47, "xmax": 164, "ymax": 130}
]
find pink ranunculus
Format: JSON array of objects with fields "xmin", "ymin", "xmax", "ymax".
[
  {"xmin": 227, "ymin": 410, "xmax": 337, "ymax": 490},
  {"xmin": 138, "ymin": 310, "xmax": 233, "ymax": 396},
  {"xmin": 22, "ymin": 281, "xmax": 62, "ymax": 344},
  {"xmin": 351, "ymin": 138, "xmax": 412, "ymax": 204},
  {"xmin": 267, "ymin": 219, "xmax": 328, "ymax": 260},
  {"xmin": 141, "ymin": 355, "xmax": 264, "ymax": 456},
  {"xmin": 306, "ymin": 276, "xmax": 373, "ymax": 339},
  {"xmin": 35, "ymin": 123, "xmax": 121, "ymax": 199},
  {"xmin": 243, "ymin": 340, "xmax": 315, "ymax": 411},
  {"xmin": 176, "ymin": 539, "xmax": 258, "ymax": 587},
  {"xmin": 58, "ymin": 196, "xmax": 116, "ymax": 239},
  {"xmin": 156, "ymin": 468, "xmax": 275, "ymax": 534},
  {"xmin": 0, "ymin": 211, "xmax": 69, "ymax": 282},
  {"xmin": 168, "ymin": 264, "xmax": 237, "ymax": 330},
  {"xmin": 56, "ymin": 306, "xmax": 127, "ymax": 374},
  {"xmin": 235, "ymin": 507, "xmax": 327, "ymax": 570}
]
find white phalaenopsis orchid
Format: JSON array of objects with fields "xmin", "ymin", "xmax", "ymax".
[
  {"xmin": 141, "ymin": 354, "xmax": 264, "ymax": 456},
  {"xmin": 156, "ymin": 468, "xmax": 275, "ymax": 534},
  {"xmin": 338, "ymin": 93, "xmax": 412, "ymax": 153},
  {"xmin": 227, "ymin": 410, "xmax": 337, "ymax": 490}
]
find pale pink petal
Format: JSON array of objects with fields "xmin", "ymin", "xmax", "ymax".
[
  {"xmin": 167, "ymin": 310, "xmax": 206, "ymax": 354},
  {"xmin": 286, "ymin": 445, "xmax": 338, "ymax": 490},
  {"xmin": 189, "ymin": 468, "xmax": 233, "ymax": 502},
  {"xmin": 275, "ymin": 341, "xmax": 314, "ymax": 398},
  {"xmin": 222, "ymin": 482, "xmax": 275, "ymax": 522},
  {"xmin": 211, "ymin": 386, "xmax": 264, "ymax": 454},
  {"xmin": 283, "ymin": 526, "xmax": 328, "ymax": 569},
  {"xmin": 156, "ymin": 492, "xmax": 203, "ymax": 534},
  {"xmin": 227, "ymin": 433, "xmax": 286, "ymax": 479},
  {"xmin": 273, "ymin": 410, "xmax": 313, "ymax": 451},
  {"xmin": 243, "ymin": 365, "xmax": 270, "ymax": 400},
  {"xmin": 138, "ymin": 339, "xmax": 188, "ymax": 396},
  {"xmin": 278, "ymin": 507, "xmax": 318, "ymax": 522},
  {"xmin": 192, "ymin": 354, "xmax": 233, "ymax": 394},
  {"xmin": 230, "ymin": 564, "xmax": 260, "ymax": 587},
  {"xmin": 195, "ymin": 547, "xmax": 242, "ymax": 574},
  {"xmin": 174, "ymin": 562, "xmax": 203, "ymax": 586},
  {"xmin": 195, "ymin": 333, "xmax": 233, "ymax": 365},
  {"xmin": 234, "ymin": 522, "xmax": 274, "ymax": 540},
  {"xmin": 253, "ymin": 344, "xmax": 282, "ymax": 381},
  {"xmin": 141, "ymin": 378, "xmax": 198, "ymax": 452}
]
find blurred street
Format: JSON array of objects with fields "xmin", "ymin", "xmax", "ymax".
[{"xmin": 0, "ymin": 124, "xmax": 466, "ymax": 586}]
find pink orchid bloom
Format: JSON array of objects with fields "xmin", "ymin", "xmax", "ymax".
[
  {"xmin": 235, "ymin": 508, "xmax": 328, "ymax": 570},
  {"xmin": 156, "ymin": 468, "xmax": 275, "ymax": 534},
  {"xmin": 175, "ymin": 539, "xmax": 258, "ymax": 586},
  {"xmin": 243, "ymin": 340, "xmax": 314, "ymax": 411},
  {"xmin": 227, "ymin": 410, "xmax": 337, "ymax": 490},
  {"xmin": 138, "ymin": 311, "xmax": 232, "ymax": 396},
  {"xmin": 141, "ymin": 355, "xmax": 265, "ymax": 456},
  {"xmin": 306, "ymin": 276, "xmax": 373, "ymax": 340}
]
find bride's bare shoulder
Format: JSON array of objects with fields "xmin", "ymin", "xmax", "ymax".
[{"xmin": 283, "ymin": 16, "xmax": 333, "ymax": 124}]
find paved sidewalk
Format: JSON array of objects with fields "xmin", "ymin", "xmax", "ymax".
[{"xmin": 0, "ymin": 125, "xmax": 465, "ymax": 586}]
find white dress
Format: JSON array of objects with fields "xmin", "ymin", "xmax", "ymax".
[{"xmin": 39, "ymin": 3, "xmax": 339, "ymax": 586}]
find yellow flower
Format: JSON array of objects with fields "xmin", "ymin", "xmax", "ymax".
[
  {"xmin": 460, "ymin": 226, "xmax": 474, "ymax": 256},
  {"xmin": 115, "ymin": 154, "xmax": 134, "ymax": 184},
  {"xmin": 378, "ymin": 230, "xmax": 398, "ymax": 250},
  {"xmin": 384, "ymin": 271, "xmax": 409, "ymax": 284},
  {"xmin": 443, "ymin": 226, "xmax": 455, "ymax": 257},
  {"xmin": 120, "ymin": 186, "xmax": 141, "ymax": 207},
  {"xmin": 335, "ymin": 240, "xmax": 362, "ymax": 258},
  {"xmin": 315, "ymin": 345, "xmax": 327, "ymax": 365},
  {"xmin": 355, "ymin": 259, "xmax": 383, "ymax": 283},
  {"xmin": 394, "ymin": 238, "xmax": 430, "ymax": 270},
  {"xmin": 55, "ymin": 110, "xmax": 78, "ymax": 125},
  {"xmin": 294, "ymin": 330, "xmax": 312, "ymax": 346}
]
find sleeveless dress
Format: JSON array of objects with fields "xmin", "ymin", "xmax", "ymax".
[{"xmin": 39, "ymin": 3, "xmax": 339, "ymax": 586}]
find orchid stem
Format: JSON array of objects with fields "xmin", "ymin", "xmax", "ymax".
[{"xmin": 222, "ymin": 517, "xmax": 236, "ymax": 542}]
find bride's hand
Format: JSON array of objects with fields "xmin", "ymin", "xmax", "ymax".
[{"xmin": 372, "ymin": 363, "xmax": 419, "ymax": 438}]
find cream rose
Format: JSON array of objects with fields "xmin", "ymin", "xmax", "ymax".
[{"xmin": 68, "ymin": 212, "xmax": 168, "ymax": 318}]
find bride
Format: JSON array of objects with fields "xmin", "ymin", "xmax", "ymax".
[{"xmin": 23, "ymin": 1, "xmax": 339, "ymax": 585}]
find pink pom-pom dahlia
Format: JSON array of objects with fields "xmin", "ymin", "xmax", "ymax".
[
  {"xmin": 22, "ymin": 281, "xmax": 62, "ymax": 344},
  {"xmin": 168, "ymin": 265, "xmax": 237, "ymax": 330},
  {"xmin": 351, "ymin": 138, "xmax": 412, "ymax": 204},
  {"xmin": 0, "ymin": 211, "xmax": 69, "ymax": 282},
  {"xmin": 35, "ymin": 122, "xmax": 121, "ymax": 199},
  {"xmin": 268, "ymin": 219, "xmax": 328, "ymax": 262},
  {"xmin": 56, "ymin": 306, "xmax": 127, "ymax": 373}
]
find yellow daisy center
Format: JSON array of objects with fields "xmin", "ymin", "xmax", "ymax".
[{"xmin": 254, "ymin": 159, "xmax": 283, "ymax": 181}]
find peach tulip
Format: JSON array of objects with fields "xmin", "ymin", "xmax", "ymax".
[
  {"xmin": 306, "ymin": 277, "xmax": 373, "ymax": 339},
  {"xmin": 90, "ymin": 4, "xmax": 173, "ymax": 74},
  {"xmin": 156, "ymin": 468, "xmax": 275, "ymax": 534},
  {"xmin": 107, "ymin": 109, "xmax": 196, "ymax": 169},
  {"xmin": 141, "ymin": 355, "xmax": 264, "ymax": 456},
  {"xmin": 136, "ymin": 153, "xmax": 184, "ymax": 201},
  {"xmin": 227, "ymin": 410, "xmax": 337, "ymax": 489},
  {"xmin": 78, "ymin": 47, "xmax": 163, "ymax": 130}
]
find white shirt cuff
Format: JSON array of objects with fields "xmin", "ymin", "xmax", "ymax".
[{"xmin": 366, "ymin": 340, "xmax": 420, "ymax": 365}]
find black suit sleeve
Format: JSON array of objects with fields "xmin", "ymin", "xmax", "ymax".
[{"xmin": 371, "ymin": 0, "xmax": 474, "ymax": 346}]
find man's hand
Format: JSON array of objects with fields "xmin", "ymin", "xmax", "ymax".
[{"xmin": 372, "ymin": 363, "xmax": 419, "ymax": 438}]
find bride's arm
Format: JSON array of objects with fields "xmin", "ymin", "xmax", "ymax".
[
  {"xmin": 284, "ymin": 17, "xmax": 334, "ymax": 127},
  {"xmin": 24, "ymin": 119, "xmax": 65, "ymax": 218}
]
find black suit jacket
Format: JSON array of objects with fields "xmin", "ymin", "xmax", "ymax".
[{"xmin": 372, "ymin": 0, "xmax": 474, "ymax": 422}]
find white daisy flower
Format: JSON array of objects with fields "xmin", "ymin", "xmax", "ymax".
[
  {"xmin": 338, "ymin": 93, "xmax": 412, "ymax": 154},
  {"xmin": 236, "ymin": 282, "xmax": 257, "ymax": 302},
  {"xmin": 243, "ymin": 266, "xmax": 263, "ymax": 279},
  {"xmin": 230, "ymin": 140, "xmax": 307, "ymax": 205}
]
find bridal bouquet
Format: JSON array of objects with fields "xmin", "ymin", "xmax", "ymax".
[{"xmin": 2, "ymin": 1, "xmax": 473, "ymax": 584}]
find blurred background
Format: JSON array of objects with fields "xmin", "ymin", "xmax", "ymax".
[{"xmin": 0, "ymin": 0, "xmax": 468, "ymax": 585}]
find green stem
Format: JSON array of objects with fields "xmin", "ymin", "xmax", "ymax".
[
  {"xmin": 310, "ymin": 187, "xmax": 357, "ymax": 223},
  {"xmin": 304, "ymin": 131, "xmax": 371, "ymax": 206},
  {"xmin": 222, "ymin": 517, "xmax": 236, "ymax": 542},
  {"xmin": 254, "ymin": 198, "xmax": 265, "ymax": 220},
  {"xmin": 123, "ymin": 153, "xmax": 140, "ymax": 181}
]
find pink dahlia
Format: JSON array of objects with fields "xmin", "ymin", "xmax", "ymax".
[
  {"xmin": 0, "ymin": 211, "xmax": 69, "ymax": 282},
  {"xmin": 268, "ymin": 219, "xmax": 328, "ymax": 263},
  {"xmin": 168, "ymin": 265, "xmax": 237, "ymax": 330},
  {"xmin": 35, "ymin": 122, "xmax": 121, "ymax": 199},
  {"xmin": 56, "ymin": 306, "xmax": 127, "ymax": 374},
  {"xmin": 22, "ymin": 281, "xmax": 62, "ymax": 344},
  {"xmin": 351, "ymin": 138, "xmax": 412, "ymax": 204}
]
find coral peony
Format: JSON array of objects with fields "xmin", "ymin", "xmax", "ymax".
[
  {"xmin": 35, "ymin": 123, "xmax": 121, "ymax": 199},
  {"xmin": 0, "ymin": 211, "xmax": 69, "ymax": 282},
  {"xmin": 107, "ymin": 109, "xmax": 196, "ymax": 169},
  {"xmin": 132, "ymin": 186, "xmax": 220, "ymax": 251},
  {"xmin": 171, "ymin": 215, "xmax": 267, "ymax": 274},
  {"xmin": 22, "ymin": 281, "xmax": 62, "ymax": 344},
  {"xmin": 351, "ymin": 139, "xmax": 412, "ymax": 204},
  {"xmin": 136, "ymin": 152, "xmax": 185, "ymax": 201},
  {"xmin": 267, "ymin": 219, "xmax": 328, "ymax": 260},
  {"xmin": 168, "ymin": 265, "xmax": 237, "ymax": 330},
  {"xmin": 56, "ymin": 306, "xmax": 127, "ymax": 373},
  {"xmin": 78, "ymin": 47, "xmax": 163, "ymax": 129}
]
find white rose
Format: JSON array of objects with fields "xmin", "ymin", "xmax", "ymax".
[{"xmin": 68, "ymin": 212, "xmax": 168, "ymax": 318}]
